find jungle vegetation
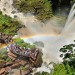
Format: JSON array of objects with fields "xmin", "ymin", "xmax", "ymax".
[
  {"xmin": 13, "ymin": 38, "xmax": 36, "ymax": 49},
  {"xmin": 0, "ymin": 49, "xmax": 12, "ymax": 63},
  {"xmin": 13, "ymin": 0, "xmax": 53, "ymax": 21},
  {"xmin": 0, "ymin": 11, "xmax": 22, "ymax": 35}
]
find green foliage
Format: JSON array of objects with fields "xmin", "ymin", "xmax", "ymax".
[
  {"xmin": 60, "ymin": 41, "xmax": 75, "ymax": 75},
  {"xmin": 51, "ymin": 63, "xmax": 67, "ymax": 75},
  {"xmin": 13, "ymin": 0, "xmax": 53, "ymax": 21},
  {"xmin": 51, "ymin": 63, "xmax": 75, "ymax": 75},
  {"xmin": 0, "ymin": 11, "xmax": 21, "ymax": 34},
  {"xmin": 0, "ymin": 49, "xmax": 12, "ymax": 62},
  {"xmin": 14, "ymin": 38, "xmax": 24, "ymax": 43},
  {"xmin": 60, "ymin": 43, "xmax": 75, "ymax": 60},
  {"xmin": 20, "ymin": 66, "xmax": 27, "ymax": 70},
  {"xmin": 14, "ymin": 38, "xmax": 36, "ymax": 49},
  {"xmin": 34, "ymin": 63, "xmax": 75, "ymax": 75}
]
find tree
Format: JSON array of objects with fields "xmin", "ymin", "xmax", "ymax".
[
  {"xmin": 50, "ymin": 63, "xmax": 75, "ymax": 75},
  {"xmin": 60, "ymin": 43, "xmax": 75, "ymax": 60},
  {"xmin": 51, "ymin": 63, "xmax": 67, "ymax": 75},
  {"xmin": 34, "ymin": 63, "xmax": 75, "ymax": 75},
  {"xmin": 59, "ymin": 41, "xmax": 75, "ymax": 68},
  {"xmin": 13, "ymin": 0, "xmax": 53, "ymax": 21}
]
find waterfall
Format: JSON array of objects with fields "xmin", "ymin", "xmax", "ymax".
[
  {"xmin": 61, "ymin": 3, "xmax": 75, "ymax": 35},
  {"xmin": 1, "ymin": 0, "xmax": 75, "ymax": 73},
  {"xmin": 65, "ymin": 9, "xmax": 75, "ymax": 26},
  {"xmin": 62, "ymin": 18, "xmax": 75, "ymax": 35},
  {"xmin": 68, "ymin": 3, "xmax": 75, "ymax": 19},
  {"xmin": 0, "ymin": 0, "xmax": 75, "ymax": 62}
]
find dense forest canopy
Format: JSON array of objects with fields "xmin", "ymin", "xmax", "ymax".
[{"xmin": 13, "ymin": 0, "xmax": 53, "ymax": 21}]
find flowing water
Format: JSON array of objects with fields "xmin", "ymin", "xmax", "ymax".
[
  {"xmin": 0, "ymin": 0, "xmax": 75, "ymax": 73},
  {"xmin": 62, "ymin": 3, "xmax": 75, "ymax": 35}
]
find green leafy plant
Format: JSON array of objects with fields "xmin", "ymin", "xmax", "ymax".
[
  {"xmin": 60, "ymin": 43, "xmax": 75, "ymax": 60},
  {"xmin": 0, "ymin": 11, "xmax": 21, "ymax": 34},
  {"xmin": 14, "ymin": 38, "xmax": 36, "ymax": 49}
]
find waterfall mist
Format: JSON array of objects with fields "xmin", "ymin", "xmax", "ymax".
[{"xmin": 0, "ymin": 0, "xmax": 75, "ymax": 73}]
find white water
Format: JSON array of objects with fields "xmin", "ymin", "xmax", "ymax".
[
  {"xmin": 65, "ymin": 3, "xmax": 75, "ymax": 25},
  {"xmin": 0, "ymin": 0, "xmax": 75, "ymax": 73},
  {"xmin": 62, "ymin": 3, "xmax": 75, "ymax": 34}
]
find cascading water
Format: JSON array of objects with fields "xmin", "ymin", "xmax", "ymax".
[
  {"xmin": 62, "ymin": 3, "xmax": 75, "ymax": 35},
  {"xmin": 65, "ymin": 3, "xmax": 75, "ymax": 25},
  {"xmin": 0, "ymin": 0, "xmax": 75, "ymax": 73}
]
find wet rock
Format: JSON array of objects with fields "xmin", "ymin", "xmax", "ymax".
[
  {"xmin": 11, "ymin": 10, "xmax": 16, "ymax": 14},
  {"xmin": 8, "ymin": 51, "xmax": 17, "ymax": 58},
  {"xmin": 14, "ymin": 15, "xmax": 17, "ymax": 18},
  {"xmin": 0, "ymin": 62, "xmax": 6, "ymax": 68},
  {"xmin": 0, "ymin": 39, "xmax": 6, "ymax": 44},
  {"xmin": 0, "ymin": 68, "xmax": 5, "ymax": 75},
  {"xmin": 20, "ymin": 69, "xmax": 31, "ymax": 75},
  {"xmin": 10, "ymin": 69, "xmax": 21, "ymax": 75},
  {"xmin": 3, "ymin": 8, "xmax": 6, "ymax": 11},
  {"xmin": 0, "ymin": 33, "xmax": 13, "ymax": 44},
  {"xmin": 5, "ymin": 67, "xmax": 11, "ymax": 73},
  {"xmin": 8, "ymin": 51, "xmax": 17, "ymax": 60},
  {"xmin": 10, "ymin": 62, "xmax": 21, "ymax": 69},
  {"xmin": 30, "ymin": 51, "xmax": 43, "ymax": 67},
  {"xmin": 6, "ymin": 62, "xmax": 13, "ymax": 66},
  {"xmin": 0, "ymin": 42, "xmax": 43, "ymax": 75},
  {"xmin": 19, "ymin": 60, "xmax": 27, "ymax": 66}
]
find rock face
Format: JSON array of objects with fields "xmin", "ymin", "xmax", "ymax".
[
  {"xmin": 20, "ymin": 69, "xmax": 31, "ymax": 75},
  {"xmin": 0, "ymin": 68, "xmax": 5, "ymax": 75},
  {"xmin": 0, "ymin": 33, "xmax": 13, "ymax": 45},
  {"xmin": 7, "ymin": 51, "xmax": 17, "ymax": 60},
  {"xmin": 0, "ymin": 44, "xmax": 43, "ymax": 75},
  {"xmin": 9, "ymin": 44, "xmax": 42, "ymax": 66}
]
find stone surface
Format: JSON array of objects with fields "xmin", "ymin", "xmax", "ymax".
[
  {"xmin": 0, "ymin": 68, "xmax": 5, "ymax": 75},
  {"xmin": 0, "ymin": 44, "xmax": 42, "ymax": 75},
  {"xmin": 7, "ymin": 51, "xmax": 17, "ymax": 60}
]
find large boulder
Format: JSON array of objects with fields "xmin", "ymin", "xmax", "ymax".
[{"xmin": 29, "ymin": 50, "xmax": 43, "ymax": 67}]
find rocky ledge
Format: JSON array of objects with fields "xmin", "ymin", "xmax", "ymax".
[
  {"xmin": 0, "ymin": 44, "xmax": 43, "ymax": 75},
  {"xmin": 0, "ymin": 33, "xmax": 13, "ymax": 45}
]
